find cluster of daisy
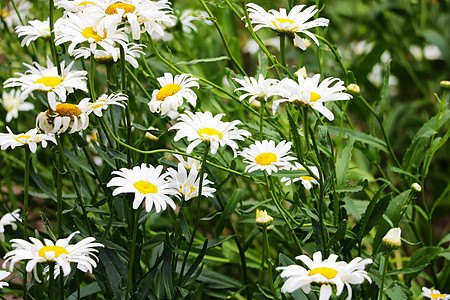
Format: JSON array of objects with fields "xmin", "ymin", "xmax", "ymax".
[{"xmin": 107, "ymin": 155, "xmax": 216, "ymax": 213}]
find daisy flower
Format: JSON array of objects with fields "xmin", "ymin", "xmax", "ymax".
[
  {"xmin": 72, "ymin": 43, "xmax": 145, "ymax": 68},
  {"xmin": 78, "ymin": 92, "xmax": 127, "ymax": 117},
  {"xmin": 54, "ymin": 12, "xmax": 128, "ymax": 59},
  {"xmin": 36, "ymin": 102, "xmax": 90, "ymax": 134},
  {"xmin": 55, "ymin": 0, "xmax": 102, "ymax": 15},
  {"xmin": 84, "ymin": 0, "xmax": 176, "ymax": 40},
  {"xmin": 3, "ymin": 231, "xmax": 104, "ymax": 277},
  {"xmin": 245, "ymin": 3, "xmax": 329, "ymax": 50},
  {"xmin": 0, "ymin": 0, "xmax": 31, "ymax": 29},
  {"xmin": 0, "ymin": 127, "xmax": 56, "ymax": 153},
  {"xmin": 0, "ymin": 89, "xmax": 34, "ymax": 123},
  {"xmin": 15, "ymin": 19, "xmax": 51, "ymax": 47},
  {"xmin": 3, "ymin": 58, "xmax": 88, "ymax": 111},
  {"xmin": 233, "ymin": 74, "xmax": 278, "ymax": 104},
  {"xmin": 0, "ymin": 209, "xmax": 21, "ymax": 242},
  {"xmin": 277, "ymin": 251, "xmax": 372, "ymax": 300},
  {"xmin": 422, "ymin": 288, "xmax": 450, "ymax": 299},
  {"xmin": 167, "ymin": 163, "xmax": 216, "ymax": 201},
  {"xmin": 173, "ymin": 154, "xmax": 201, "ymax": 171},
  {"xmin": 148, "ymin": 73, "xmax": 199, "ymax": 115},
  {"xmin": 0, "ymin": 270, "xmax": 10, "ymax": 289},
  {"xmin": 107, "ymin": 163, "xmax": 178, "ymax": 213},
  {"xmin": 272, "ymin": 74, "xmax": 352, "ymax": 121},
  {"xmin": 239, "ymin": 140, "xmax": 295, "ymax": 175},
  {"xmin": 170, "ymin": 111, "xmax": 251, "ymax": 156},
  {"xmin": 179, "ymin": 9, "xmax": 212, "ymax": 33},
  {"xmin": 280, "ymin": 162, "xmax": 319, "ymax": 189}
]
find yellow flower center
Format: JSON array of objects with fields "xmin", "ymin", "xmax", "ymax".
[
  {"xmin": 301, "ymin": 176, "xmax": 315, "ymax": 181},
  {"xmin": 34, "ymin": 76, "xmax": 62, "ymax": 88},
  {"xmin": 1, "ymin": 9, "xmax": 11, "ymax": 18},
  {"xmin": 105, "ymin": 2, "xmax": 136, "ymax": 15},
  {"xmin": 81, "ymin": 27, "xmax": 105, "ymax": 42},
  {"xmin": 309, "ymin": 92, "xmax": 321, "ymax": 102},
  {"xmin": 78, "ymin": 1, "xmax": 96, "ymax": 6},
  {"xmin": 38, "ymin": 246, "xmax": 69, "ymax": 260},
  {"xmin": 431, "ymin": 293, "xmax": 446, "ymax": 299},
  {"xmin": 255, "ymin": 152, "xmax": 277, "ymax": 166},
  {"xmin": 197, "ymin": 128, "xmax": 223, "ymax": 139},
  {"xmin": 156, "ymin": 84, "xmax": 182, "ymax": 101},
  {"xmin": 180, "ymin": 184, "xmax": 196, "ymax": 197},
  {"xmin": 55, "ymin": 103, "xmax": 82, "ymax": 117},
  {"xmin": 134, "ymin": 180, "xmax": 157, "ymax": 194},
  {"xmin": 308, "ymin": 267, "xmax": 338, "ymax": 279},
  {"xmin": 15, "ymin": 135, "xmax": 32, "ymax": 144},
  {"xmin": 271, "ymin": 18, "xmax": 298, "ymax": 31},
  {"xmin": 88, "ymin": 100, "xmax": 106, "ymax": 110}
]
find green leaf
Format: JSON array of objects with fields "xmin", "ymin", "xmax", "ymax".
[
  {"xmin": 357, "ymin": 183, "xmax": 389, "ymax": 240},
  {"xmin": 181, "ymin": 240, "xmax": 208, "ymax": 286},
  {"xmin": 379, "ymin": 59, "xmax": 391, "ymax": 117},
  {"xmin": 176, "ymin": 56, "xmax": 230, "ymax": 65},
  {"xmin": 326, "ymin": 220, "xmax": 347, "ymax": 249},
  {"xmin": 405, "ymin": 246, "xmax": 444, "ymax": 283},
  {"xmin": 179, "ymin": 211, "xmax": 191, "ymax": 243},
  {"xmin": 327, "ymin": 126, "xmax": 388, "ymax": 152},
  {"xmin": 287, "ymin": 107, "xmax": 303, "ymax": 160},
  {"xmin": 67, "ymin": 282, "xmax": 101, "ymax": 300},
  {"xmin": 215, "ymin": 189, "xmax": 241, "ymax": 237},
  {"xmin": 163, "ymin": 253, "xmax": 174, "ymax": 299},
  {"xmin": 336, "ymin": 137, "xmax": 354, "ymax": 185}
]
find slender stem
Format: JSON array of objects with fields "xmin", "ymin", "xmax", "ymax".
[
  {"xmin": 125, "ymin": 66, "xmax": 152, "ymax": 100},
  {"xmin": 263, "ymin": 227, "xmax": 278, "ymax": 300},
  {"xmin": 22, "ymin": 149, "xmax": 31, "ymax": 298},
  {"xmin": 199, "ymin": 0, "xmax": 247, "ymax": 76},
  {"xmin": 48, "ymin": 0, "xmax": 61, "ymax": 74},
  {"xmin": 89, "ymin": 55, "xmax": 96, "ymax": 101},
  {"xmin": 48, "ymin": 264, "xmax": 56, "ymax": 300},
  {"xmin": 125, "ymin": 208, "xmax": 140, "ymax": 300},
  {"xmin": 179, "ymin": 143, "xmax": 210, "ymax": 283},
  {"xmin": 378, "ymin": 251, "xmax": 390, "ymax": 300},
  {"xmin": 302, "ymin": 107, "xmax": 311, "ymax": 153},
  {"xmin": 279, "ymin": 34, "xmax": 286, "ymax": 69},
  {"xmin": 259, "ymin": 99, "xmax": 265, "ymax": 141},
  {"xmin": 56, "ymin": 135, "xmax": 64, "ymax": 238}
]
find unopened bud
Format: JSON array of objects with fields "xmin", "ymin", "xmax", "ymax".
[
  {"xmin": 440, "ymin": 80, "xmax": 450, "ymax": 89},
  {"xmin": 411, "ymin": 182, "xmax": 422, "ymax": 192},
  {"xmin": 256, "ymin": 209, "xmax": 273, "ymax": 229},
  {"xmin": 382, "ymin": 228, "xmax": 401, "ymax": 250},
  {"xmin": 293, "ymin": 36, "xmax": 311, "ymax": 50},
  {"xmin": 145, "ymin": 127, "xmax": 159, "ymax": 141},
  {"xmin": 347, "ymin": 84, "xmax": 360, "ymax": 94},
  {"xmin": 250, "ymin": 100, "xmax": 261, "ymax": 108},
  {"xmin": 294, "ymin": 67, "xmax": 307, "ymax": 79}
]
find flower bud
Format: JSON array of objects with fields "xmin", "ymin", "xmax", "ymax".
[
  {"xmin": 382, "ymin": 228, "xmax": 401, "ymax": 250},
  {"xmin": 347, "ymin": 83, "xmax": 360, "ymax": 94},
  {"xmin": 145, "ymin": 127, "xmax": 159, "ymax": 141},
  {"xmin": 256, "ymin": 209, "xmax": 273, "ymax": 229},
  {"xmin": 440, "ymin": 80, "xmax": 450, "ymax": 89},
  {"xmin": 294, "ymin": 67, "xmax": 307, "ymax": 79},
  {"xmin": 411, "ymin": 182, "xmax": 422, "ymax": 192}
]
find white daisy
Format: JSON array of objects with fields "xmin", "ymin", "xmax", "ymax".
[
  {"xmin": 55, "ymin": 0, "xmax": 102, "ymax": 15},
  {"xmin": 271, "ymin": 74, "xmax": 352, "ymax": 121},
  {"xmin": 179, "ymin": 9, "xmax": 212, "ymax": 33},
  {"xmin": 167, "ymin": 163, "xmax": 216, "ymax": 201},
  {"xmin": 233, "ymin": 74, "xmax": 278, "ymax": 104},
  {"xmin": 3, "ymin": 58, "xmax": 88, "ymax": 111},
  {"xmin": 84, "ymin": 0, "xmax": 176, "ymax": 40},
  {"xmin": 0, "ymin": 0, "xmax": 31, "ymax": 29},
  {"xmin": 422, "ymin": 288, "xmax": 450, "ymax": 300},
  {"xmin": 173, "ymin": 154, "xmax": 201, "ymax": 171},
  {"xmin": 239, "ymin": 140, "xmax": 295, "ymax": 175},
  {"xmin": 36, "ymin": 102, "xmax": 90, "ymax": 134},
  {"xmin": 0, "ymin": 127, "xmax": 56, "ymax": 153},
  {"xmin": 170, "ymin": 111, "xmax": 251, "ymax": 156},
  {"xmin": 148, "ymin": 73, "xmax": 199, "ymax": 115},
  {"xmin": 277, "ymin": 251, "xmax": 371, "ymax": 300},
  {"xmin": 78, "ymin": 92, "xmax": 127, "ymax": 117},
  {"xmin": 15, "ymin": 18, "xmax": 51, "ymax": 47},
  {"xmin": 0, "ymin": 89, "xmax": 34, "ymax": 123},
  {"xmin": 54, "ymin": 12, "xmax": 128, "ymax": 59},
  {"xmin": 107, "ymin": 163, "xmax": 178, "ymax": 213},
  {"xmin": 245, "ymin": 3, "xmax": 329, "ymax": 50},
  {"xmin": 0, "ymin": 270, "xmax": 10, "ymax": 289},
  {"xmin": 280, "ymin": 162, "xmax": 319, "ymax": 189},
  {"xmin": 0, "ymin": 209, "xmax": 21, "ymax": 242},
  {"xmin": 2, "ymin": 231, "xmax": 104, "ymax": 277},
  {"xmin": 72, "ymin": 42, "xmax": 145, "ymax": 68}
]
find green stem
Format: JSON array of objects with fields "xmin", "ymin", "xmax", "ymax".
[
  {"xmin": 48, "ymin": 264, "xmax": 56, "ymax": 300},
  {"xmin": 259, "ymin": 99, "xmax": 265, "ymax": 141},
  {"xmin": 279, "ymin": 34, "xmax": 286, "ymax": 69},
  {"xmin": 124, "ymin": 208, "xmax": 140, "ymax": 300},
  {"xmin": 302, "ymin": 107, "xmax": 311, "ymax": 153},
  {"xmin": 89, "ymin": 55, "xmax": 96, "ymax": 101},
  {"xmin": 199, "ymin": 0, "xmax": 247, "ymax": 76},
  {"xmin": 22, "ymin": 149, "xmax": 30, "ymax": 298},
  {"xmin": 179, "ymin": 143, "xmax": 210, "ymax": 283},
  {"xmin": 263, "ymin": 227, "xmax": 278, "ymax": 300},
  {"xmin": 48, "ymin": 0, "xmax": 61, "ymax": 74},
  {"xmin": 56, "ymin": 136, "xmax": 64, "ymax": 238},
  {"xmin": 378, "ymin": 251, "xmax": 390, "ymax": 300}
]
